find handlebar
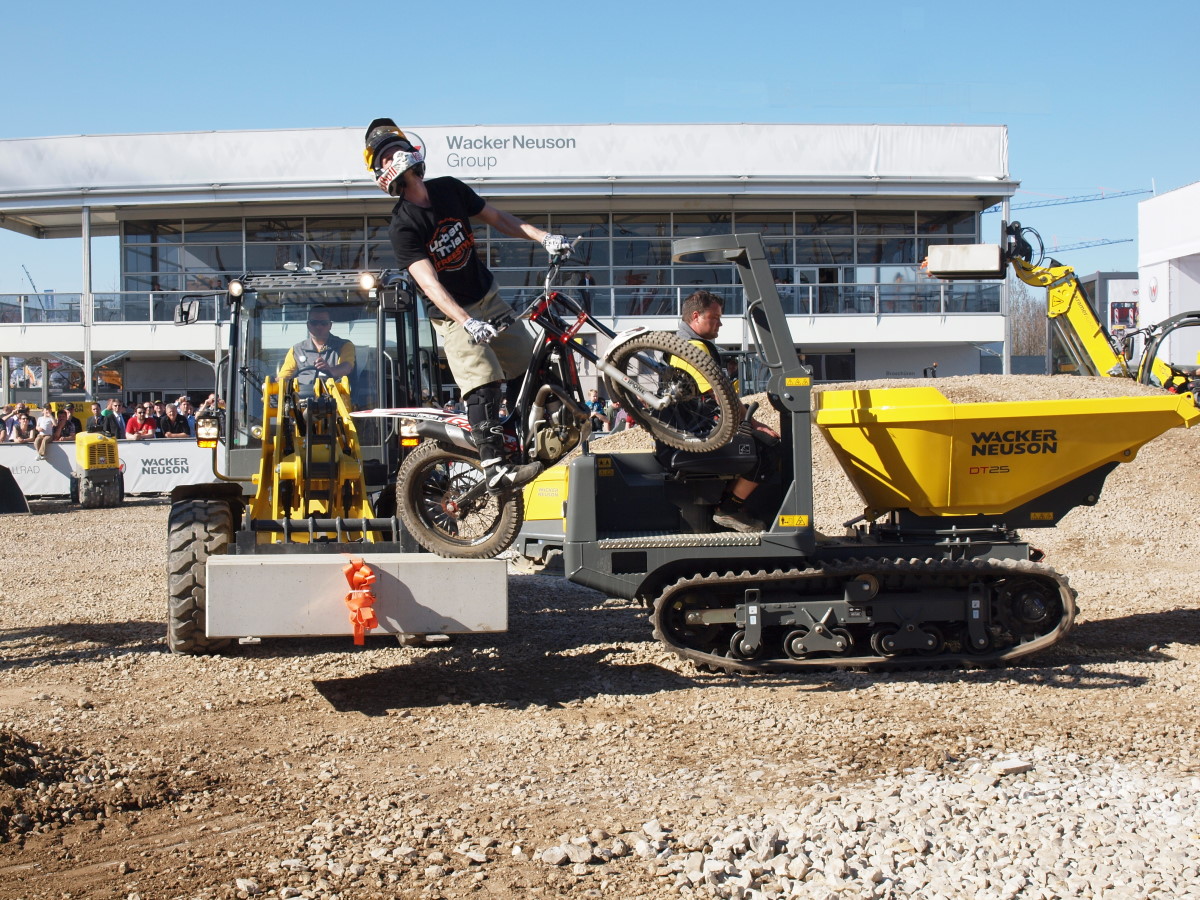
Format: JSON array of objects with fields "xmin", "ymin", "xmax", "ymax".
[
  {"xmin": 505, "ymin": 236, "xmax": 587, "ymax": 323},
  {"xmin": 542, "ymin": 235, "xmax": 584, "ymax": 292}
]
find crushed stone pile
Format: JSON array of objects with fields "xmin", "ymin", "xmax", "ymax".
[{"xmin": 0, "ymin": 726, "xmax": 213, "ymax": 842}]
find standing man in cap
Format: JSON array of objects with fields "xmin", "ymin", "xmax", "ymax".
[{"xmin": 363, "ymin": 118, "xmax": 570, "ymax": 494}]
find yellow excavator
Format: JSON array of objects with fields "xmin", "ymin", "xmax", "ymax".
[{"xmin": 928, "ymin": 220, "xmax": 1200, "ymax": 395}]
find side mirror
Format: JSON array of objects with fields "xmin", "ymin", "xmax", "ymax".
[{"xmin": 174, "ymin": 298, "xmax": 201, "ymax": 325}]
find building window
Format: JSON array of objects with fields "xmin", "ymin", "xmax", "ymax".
[
  {"xmin": 734, "ymin": 212, "xmax": 793, "ymax": 236},
  {"xmin": 857, "ymin": 211, "xmax": 915, "ymax": 235},
  {"xmin": 118, "ymin": 209, "xmax": 984, "ymax": 320},
  {"xmin": 673, "ymin": 213, "xmax": 732, "ymax": 237},
  {"xmin": 796, "ymin": 212, "xmax": 853, "ymax": 235},
  {"xmin": 918, "ymin": 210, "xmax": 975, "ymax": 235},
  {"xmin": 797, "ymin": 352, "xmax": 856, "ymax": 382},
  {"xmin": 182, "ymin": 220, "xmax": 242, "ymax": 242},
  {"xmin": 121, "ymin": 219, "xmax": 245, "ymax": 305}
]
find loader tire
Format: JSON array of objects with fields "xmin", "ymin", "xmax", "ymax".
[
  {"xmin": 167, "ymin": 498, "xmax": 233, "ymax": 655},
  {"xmin": 396, "ymin": 441, "xmax": 523, "ymax": 559},
  {"xmin": 603, "ymin": 331, "xmax": 741, "ymax": 452}
]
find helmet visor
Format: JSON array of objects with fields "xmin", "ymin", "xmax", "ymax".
[{"xmin": 365, "ymin": 127, "xmax": 414, "ymax": 171}]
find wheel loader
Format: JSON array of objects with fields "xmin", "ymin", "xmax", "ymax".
[
  {"xmin": 555, "ymin": 233, "xmax": 1198, "ymax": 672},
  {"xmin": 166, "ymin": 269, "xmax": 507, "ymax": 655}
]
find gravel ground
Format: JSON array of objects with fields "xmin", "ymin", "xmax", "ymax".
[{"xmin": 2, "ymin": 374, "xmax": 1200, "ymax": 900}]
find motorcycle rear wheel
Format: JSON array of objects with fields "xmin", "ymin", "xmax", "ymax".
[{"xmin": 603, "ymin": 331, "xmax": 741, "ymax": 451}]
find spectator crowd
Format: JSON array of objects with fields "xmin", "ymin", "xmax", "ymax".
[
  {"xmin": 2, "ymin": 393, "xmax": 221, "ymax": 456},
  {"xmin": 585, "ymin": 388, "xmax": 636, "ymax": 436}
]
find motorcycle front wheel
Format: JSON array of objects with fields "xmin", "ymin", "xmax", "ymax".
[{"xmin": 395, "ymin": 441, "xmax": 523, "ymax": 559}]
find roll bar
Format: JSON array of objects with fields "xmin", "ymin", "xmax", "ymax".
[{"xmin": 672, "ymin": 234, "xmax": 807, "ymax": 393}]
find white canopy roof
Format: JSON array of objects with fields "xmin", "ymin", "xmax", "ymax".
[{"xmin": 0, "ymin": 123, "xmax": 1014, "ymax": 238}]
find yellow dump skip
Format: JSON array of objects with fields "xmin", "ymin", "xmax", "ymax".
[{"xmin": 816, "ymin": 387, "xmax": 1199, "ymax": 518}]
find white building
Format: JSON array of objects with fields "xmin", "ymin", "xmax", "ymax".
[
  {"xmin": 1138, "ymin": 180, "xmax": 1200, "ymax": 368},
  {"xmin": 0, "ymin": 123, "xmax": 1016, "ymax": 403}
]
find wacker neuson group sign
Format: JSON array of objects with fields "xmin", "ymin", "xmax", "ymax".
[{"xmin": 0, "ymin": 124, "xmax": 1009, "ymax": 200}]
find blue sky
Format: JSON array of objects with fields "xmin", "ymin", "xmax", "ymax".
[{"xmin": 1, "ymin": 0, "xmax": 1194, "ymax": 293}]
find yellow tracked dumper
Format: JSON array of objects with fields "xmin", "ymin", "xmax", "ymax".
[{"xmin": 561, "ymin": 234, "xmax": 1197, "ymax": 672}]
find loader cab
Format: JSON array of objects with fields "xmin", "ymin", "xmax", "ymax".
[{"xmin": 218, "ymin": 270, "xmax": 439, "ymax": 492}]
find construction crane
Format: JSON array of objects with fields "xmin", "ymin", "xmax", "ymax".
[
  {"xmin": 21, "ymin": 265, "xmax": 38, "ymax": 293},
  {"xmin": 1042, "ymin": 237, "xmax": 1133, "ymax": 254},
  {"xmin": 984, "ymin": 188, "xmax": 1153, "ymax": 215}
]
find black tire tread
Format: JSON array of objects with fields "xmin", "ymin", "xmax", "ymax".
[
  {"xmin": 166, "ymin": 498, "xmax": 234, "ymax": 655},
  {"xmin": 604, "ymin": 331, "xmax": 741, "ymax": 451},
  {"xmin": 396, "ymin": 441, "xmax": 523, "ymax": 559}
]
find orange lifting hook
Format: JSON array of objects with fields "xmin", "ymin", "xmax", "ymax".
[{"xmin": 343, "ymin": 557, "xmax": 379, "ymax": 645}]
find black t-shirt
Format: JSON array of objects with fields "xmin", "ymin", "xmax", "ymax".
[
  {"xmin": 388, "ymin": 176, "xmax": 494, "ymax": 318},
  {"xmin": 160, "ymin": 414, "xmax": 191, "ymax": 436}
]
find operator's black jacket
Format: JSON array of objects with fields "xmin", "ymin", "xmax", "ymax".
[
  {"xmin": 654, "ymin": 321, "xmax": 773, "ymax": 482},
  {"xmin": 87, "ymin": 414, "xmax": 122, "ymax": 439}
]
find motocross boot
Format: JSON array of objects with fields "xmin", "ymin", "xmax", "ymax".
[{"xmin": 467, "ymin": 383, "xmax": 542, "ymax": 495}]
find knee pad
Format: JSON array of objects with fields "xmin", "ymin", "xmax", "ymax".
[
  {"xmin": 465, "ymin": 383, "xmax": 505, "ymax": 461},
  {"xmin": 465, "ymin": 383, "xmax": 503, "ymax": 428}
]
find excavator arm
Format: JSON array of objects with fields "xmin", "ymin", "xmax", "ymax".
[
  {"xmin": 1011, "ymin": 257, "xmax": 1131, "ymax": 379},
  {"xmin": 927, "ymin": 220, "xmax": 1197, "ymax": 395}
]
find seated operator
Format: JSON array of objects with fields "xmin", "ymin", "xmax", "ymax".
[
  {"xmin": 661, "ymin": 290, "xmax": 780, "ymax": 533},
  {"xmin": 277, "ymin": 306, "xmax": 356, "ymax": 393}
]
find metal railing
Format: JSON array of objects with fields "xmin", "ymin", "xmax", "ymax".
[
  {"xmin": 0, "ymin": 294, "xmax": 82, "ymax": 323},
  {"xmin": 0, "ymin": 292, "xmax": 223, "ymax": 325},
  {"xmin": 91, "ymin": 292, "xmax": 222, "ymax": 323},
  {"xmin": 505, "ymin": 281, "xmax": 1002, "ymax": 319},
  {"xmin": 0, "ymin": 282, "xmax": 1000, "ymax": 328}
]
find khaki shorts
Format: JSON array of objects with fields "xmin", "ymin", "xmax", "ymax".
[{"xmin": 432, "ymin": 288, "xmax": 535, "ymax": 397}]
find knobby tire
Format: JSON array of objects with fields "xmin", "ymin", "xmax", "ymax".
[
  {"xmin": 603, "ymin": 331, "xmax": 741, "ymax": 452},
  {"xmin": 396, "ymin": 441, "xmax": 523, "ymax": 559},
  {"xmin": 166, "ymin": 498, "xmax": 233, "ymax": 655}
]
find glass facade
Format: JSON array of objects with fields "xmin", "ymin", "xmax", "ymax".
[{"xmin": 117, "ymin": 209, "xmax": 992, "ymax": 323}]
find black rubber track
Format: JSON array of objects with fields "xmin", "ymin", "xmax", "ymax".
[{"xmin": 650, "ymin": 557, "xmax": 1076, "ymax": 674}]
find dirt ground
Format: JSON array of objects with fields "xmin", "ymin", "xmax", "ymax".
[{"xmin": 2, "ymin": 375, "xmax": 1199, "ymax": 899}]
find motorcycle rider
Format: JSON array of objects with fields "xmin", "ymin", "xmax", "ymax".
[{"xmin": 364, "ymin": 118, "xmax": 568, "ymax": 494}]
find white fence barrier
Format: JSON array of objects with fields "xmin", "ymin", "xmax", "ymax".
[{"xmin": 0, "ymin": 439, "xmax": 217, "ymax": 496}]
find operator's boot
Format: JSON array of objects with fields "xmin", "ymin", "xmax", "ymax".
[
  {"xmin": 474, "ymin": 425, "xmax": 542, "ymax": 495},
  {"xmin": 712, "ymin": 494, "xmax": 764, "ymax": 533},
  {"xmin": 467, "ymin": 383, "xmax": 543, "ymax": 495}
]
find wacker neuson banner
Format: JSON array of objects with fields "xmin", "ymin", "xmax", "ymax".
[{"xmin": 0, "ymin": 441, "xmax": 215, "ymax": 496}]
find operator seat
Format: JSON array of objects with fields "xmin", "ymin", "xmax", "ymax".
[
  {"xmin": 654, "ymin": 430, "xmax": 760, "ymax": 533},
  {"xmin": 654, "ymin": 429, "xmax": 758, "ymax": 478}
]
